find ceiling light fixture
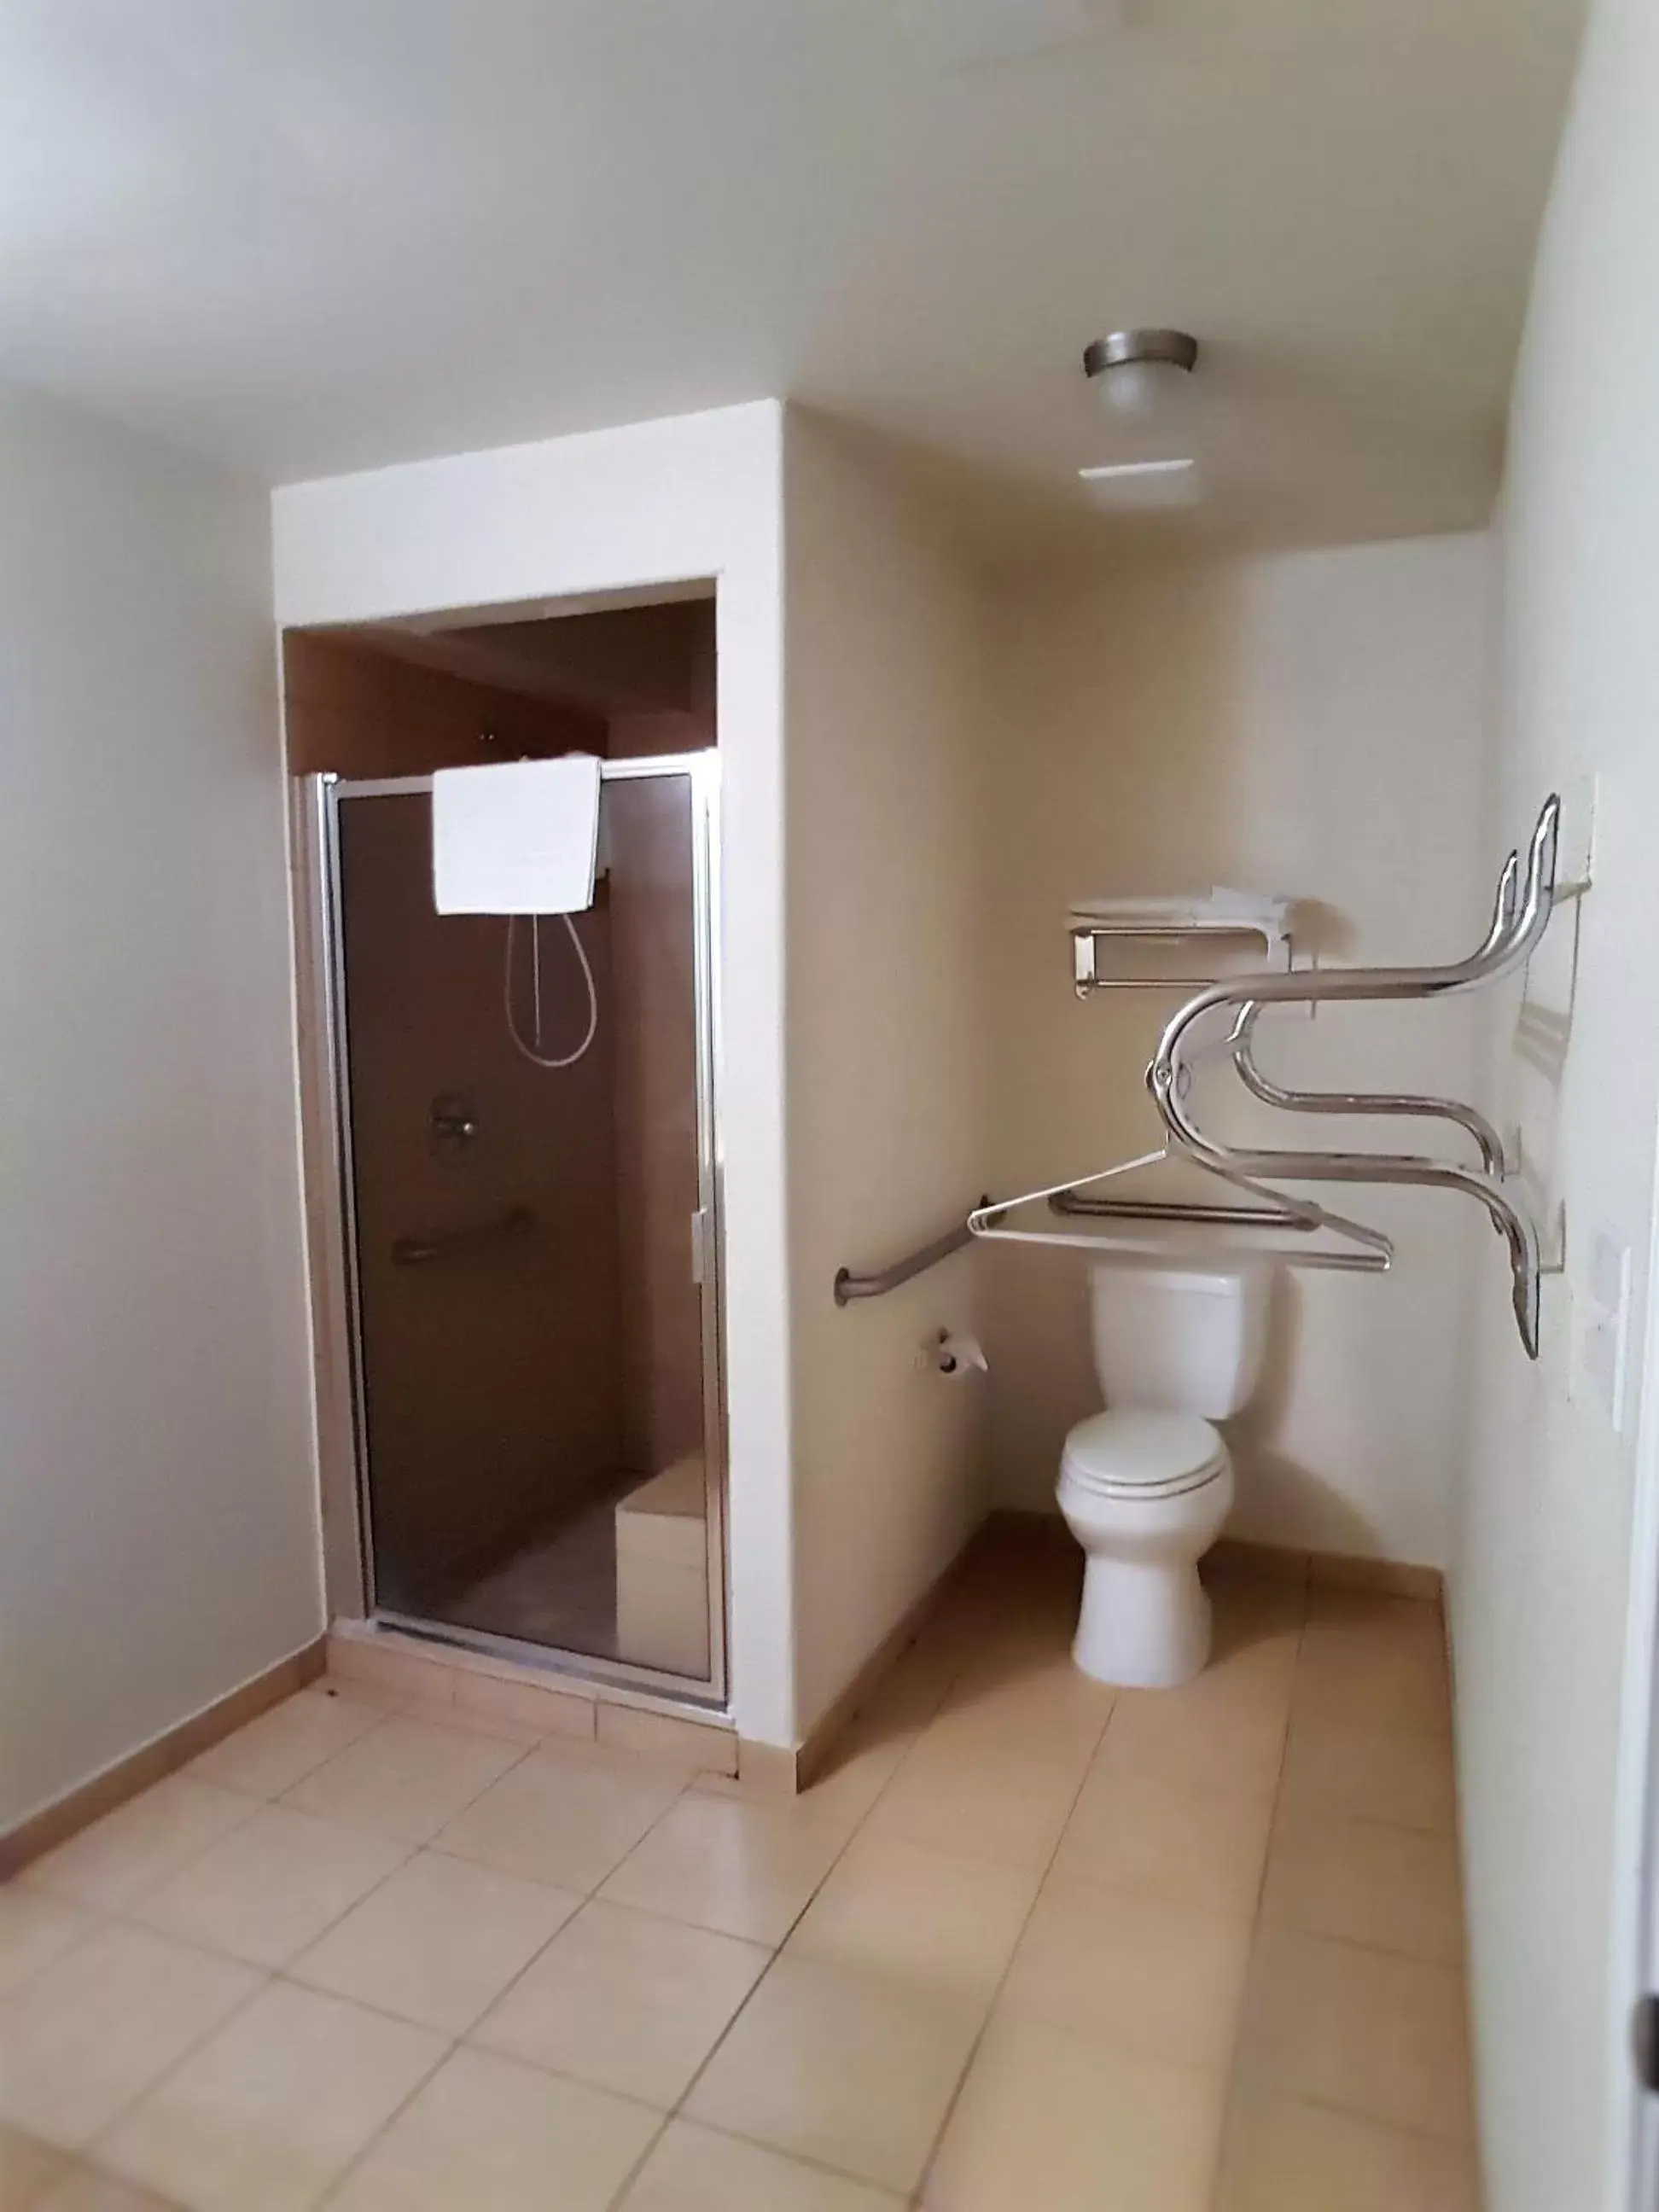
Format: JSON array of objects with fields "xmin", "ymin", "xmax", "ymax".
[{"xmin": 1084, "ymin": 329, "xmax": 1200, "ymax": 416}]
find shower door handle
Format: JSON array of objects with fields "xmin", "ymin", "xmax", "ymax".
[{"xmin": 391, "ymin": 1204, "xmax": 536, "ymax": 1267}]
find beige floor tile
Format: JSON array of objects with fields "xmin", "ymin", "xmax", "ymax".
[
  {"xmin": 1237, "ymin": 1924, "xmax": 1474, "ymax": 2141},
  {"xmin": 131, "ymin": 1806, "xmax": 409, "ymax": 1968},
  {"xmin": 684, "ymin": 1954, "xmax": 981, "ymax": 2193},
  {"xmin": 1293, "ymin": 1615, "xmax": 1451, "ymax": 1740},
  {"xmin": 597, "ymin": 1706, "xmax": 739, "ymax": 1773},
  {"xmin": 1049, "ymin": 1764, "xmax": 1273, "ymax": 1919},
  {"xmin": 1263, "ymin": 1814, "xmax": 1464, "ymax": 1964},
  {"xmin": 0, "ymin": 2121, "xmax": 67, "ymax": 2212},
  {"xmin": 1215, "ymin": 2086, "xmax": 1480, "ymax": 2211},
  {"xmin": 0, "ymin": 1889, "xmax": 96, "ymax": 1999},
  {"xmin": 1305, "ymin": 1588, "xmax": 1445, "ymax": 1639},
  {"xmin": 789, "ymin": 1722, "xmax": 914, "ymax": 1832},
  {"xmin": 859, "ymin": 1738, "xmax": 1082, "ymax": 1873},
  {"xmin": 784, "ymin": 1831, "xmax": 1040, "ymax": 2006},
  {"xmin": 324, "ymin": 1638, "xmax": 460, "ymax": 1719},
  {"xmin": 434, "ymin": 1743, "xmax": 684, "ymax": 1892},
  {"xmin": 929, "ymin": 1655, "xmax": 1115, "ymax": 1762},
  {"xmin": 1278, "ymin": 1718, "xmax": 1458, "ymax": 1833},
  {"xmin": 853, "ymin": 1641, "xmax": 963, "ymax": 1733},
  {"xmin": 35, "ymin": 2168, "xmax": 182, "ymax": 2210},
  {"xmin": 451, "ymin": 1668, "xmax": 596, "ymax": 1744},
  {"xmin": 23, "ymin": 1780, "xmax": 256, "ymax": 1912},
  {"xmin": 599, "ymin": 1796, "xmax": 849, "ymax": 1945},
  {"xmin": 472, "ymin": 1897, "xmax": 767, "ymax": 2106},
  {"xmin": 690, "ymin": 1722, "xmax": 906, "ymax": 1834},
  {"xmin": 0, "ymin": 1923, "xmax": 259, "ymax": 2150},
  {"xmin": 292, "ymin": 1849, "xmax": 579, "ymax": 2034},
  {"xmin": 326, "ymin": 2046, "xmax": 661, "ymax": 2212},
  {"xmin": 1206, "ymin": 1571, "xmax": 1308, "ymax": 1655},
  {"xmin": 189, "ymin": 1688, "xmax": 384, "ymax": 1799},
  {"xmin": 999, "ymin": 1876, "xmax": 1252, "ymax": 2069},
  {"xmin": 281, "ymin": 1715, "xmax": 523, "ymax": 1842},
  {"xmin": 1097, "ymin": 1656, "xmax": 1292, "ymax": 1802},
  {"xmin": 95, "ymin": 1981, "xmax": 443, "ymax": 2212},
  {"xmin": 923, "ymin": 2013, "xmax": 1225, "ymax": 2212},
  {"xmin": 620, "ymin": 2120, "xmax": 905, "ymax": 2210}
]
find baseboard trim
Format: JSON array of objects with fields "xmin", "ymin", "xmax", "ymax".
[
  {"xmin": 0, "ymin": 1639, "xmax": 328, "ymax": 1881},
  {"xmin": 789, "ymin": 1517, "xmax": 996, "ymax": 1796},
  {"xmin": 1210, "ymin": 1534, "xmax": 1443, "ymax": 1603}
]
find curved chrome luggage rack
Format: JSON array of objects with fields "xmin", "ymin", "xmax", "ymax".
[{"xmin": 1146, "ymin": 796, "xmax": 1561, "ymax": 1359}]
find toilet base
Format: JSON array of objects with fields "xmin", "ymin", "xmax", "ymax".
[{"xmin": 1073, "ymin": 1553, "xmax": 1214, "ymax": 1689}]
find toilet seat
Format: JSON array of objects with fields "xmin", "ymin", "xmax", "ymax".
[{"xmin": 1061, "ymin": 1409, "xmax": 1229, "ymax": 1500}]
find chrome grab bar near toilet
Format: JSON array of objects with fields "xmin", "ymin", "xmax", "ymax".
[
  {"xmin": 390, "ymin": 1203, "xmax": 536, "ymax": 1267},
  {"xmin": 834, "ymin": 1199, "xmax": 996, "ymax": 1305}
]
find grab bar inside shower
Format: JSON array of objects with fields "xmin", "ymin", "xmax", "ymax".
[
  {"xmin": 391, "ymin": 1204, "xmax": 536, "ymax": 1267},
  {"xmin": 835, "ymin": 1198, "xmax": 995, "ymax": 1305}
]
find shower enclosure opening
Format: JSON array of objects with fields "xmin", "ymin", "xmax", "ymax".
[{"xmin": 288, "ymin": 595, "xmax": 726, "ymax": 1704}]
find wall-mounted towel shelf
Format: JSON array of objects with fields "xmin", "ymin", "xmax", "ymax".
[
  {"xmin": 1070, "ymin": 890, "xmax": 1293, "ymax": 994},
  {"xmin": 1143, "ymin": 795, "xmax": 1563, "ymax": 1358},
  {"xmin": 971, "ymin": 795, "xmax": 1566, "ymax": 1359}
]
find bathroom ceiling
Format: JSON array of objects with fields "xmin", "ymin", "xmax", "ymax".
[{"xmin": 0, "ymin": 0, "xmax": 1585, "ymax": 563}]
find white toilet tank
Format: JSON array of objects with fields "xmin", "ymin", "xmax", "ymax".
[{"xmin": 1089, "ymin": 1259, "xmax": 1272, "ymax": 1418}]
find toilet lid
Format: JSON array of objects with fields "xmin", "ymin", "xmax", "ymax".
[{"xmin": 1062, "ymin": 1410, "xmax": 1228, "ymax": 1498}]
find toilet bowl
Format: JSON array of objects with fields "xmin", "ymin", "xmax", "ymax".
[
  {"xmin": 1058, "ymin": 1260, "xmax": 1271, "ymax": 1688},
  {"xmin": 1059, "ymin": 1411, "xmax": 1234, "ymax": 1686}
]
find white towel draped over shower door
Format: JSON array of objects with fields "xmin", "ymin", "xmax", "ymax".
[{"xmin": 431, "ymin": 754, "xmax": 603, "ymax": 915}]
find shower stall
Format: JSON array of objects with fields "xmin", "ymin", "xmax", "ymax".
[{"xmin": 300, "ymin": 748, "xmax": 727, "ymax": 1703}]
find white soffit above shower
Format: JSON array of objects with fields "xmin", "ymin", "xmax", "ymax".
[{"xmin": 0, "ymin": 0, "xmax": 1586, "ymax": 562}]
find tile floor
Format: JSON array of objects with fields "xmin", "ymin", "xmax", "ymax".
[{"xmin": 0, "ymin": 1540, "xmax": 1479, "ymax": 2210}]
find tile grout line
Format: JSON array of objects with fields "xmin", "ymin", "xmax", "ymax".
[
  {"xmin": 905, "ymin": 1675, "xmax": 1118, "ymax": 2209},
  {"xmin": 20, "ymin": 1710, "xmax": 719, "ymax": 2205},
  {"xmin": 597, "ymin": 1636, "xmax": 984, "ymax": 2209},
  {"xmin": 308, "ymin": 1754, "xmax": 706, "ymax": 2211},
  {"xmin": 306, "ymin": 1732, "xmax": 714, "ymax": 2209},
  {"xmin": 1202, "ymin": 1575, "xmax": 1309, "ymax": 2212},
  {"xmin": 67, "ymin": 1714, "xmax": 554, "ymax": 2195}
]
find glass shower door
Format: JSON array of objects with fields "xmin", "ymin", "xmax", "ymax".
[{"xmin": 328, "ymin": 757, "xmax": 724, "ymax": 1695}]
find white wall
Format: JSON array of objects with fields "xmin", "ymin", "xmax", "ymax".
[
  {"xmin": 1452, "ymin": 0, "xmax": 1659, "ymax": 2199},
  {"xmin": 979, "ymin": 536, "xmax": 1493, "ymax": 1569},
  {"xmin": 0, "ymin": 381, "xmax": 320, "ymax": 1831},
  {"xmin": 783, "ymin": 413, "xmax": 989, "ymax": 1735},
  {"xmin": 271, "ymin": 402, "xmax": 797, "ymax": 1746}
]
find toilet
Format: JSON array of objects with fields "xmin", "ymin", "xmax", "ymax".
[{"xmin": 1057, "ymin": 1257, "xmax": 1272, "ymax": 1689}]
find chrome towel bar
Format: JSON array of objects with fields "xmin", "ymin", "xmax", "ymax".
[
  {"xmin": 391, "ymin": 1204, "xmax": 536, "ymax": 1267},
  {"xmin": 1147, "ymin": 795, "xmax": 1563, "ymax": 1358},
  {"xmin": 835, "ymin": 1198, "xmax": 993, "ymax": 1306}
]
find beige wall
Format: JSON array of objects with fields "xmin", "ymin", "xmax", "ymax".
[
  {"xmin": 1452, "ymin": 0, "xmax": 1659, "ymax": 2200},
  {"xmin": 0, "ymin": 381, "xmax": 318, "ymax": 1833},
  {"xmin": 784, "ymin": 412, "xmax": 989, "ymax": 1736},
  {"xmin": 978, "ymin": 536, "xmax": 1493, "ymax": 1569}
]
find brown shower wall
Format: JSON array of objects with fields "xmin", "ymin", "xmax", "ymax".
[
  {"xmin": 283, "ymin": 631, "xmax": 607, "ymax": 777},
  {"xmin": 285, "ymin": 630, "xmax": 715, "ymax": 1605}
]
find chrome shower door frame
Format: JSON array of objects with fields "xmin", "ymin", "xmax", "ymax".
[{"xmin": 296, "ymin": 753, "xmax": 731, "ymax": 1713}]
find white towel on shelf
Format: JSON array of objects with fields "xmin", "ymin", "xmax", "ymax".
[{"xmin": 432, "ymin": 754, "xmax": 602, "ymax": 915}]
